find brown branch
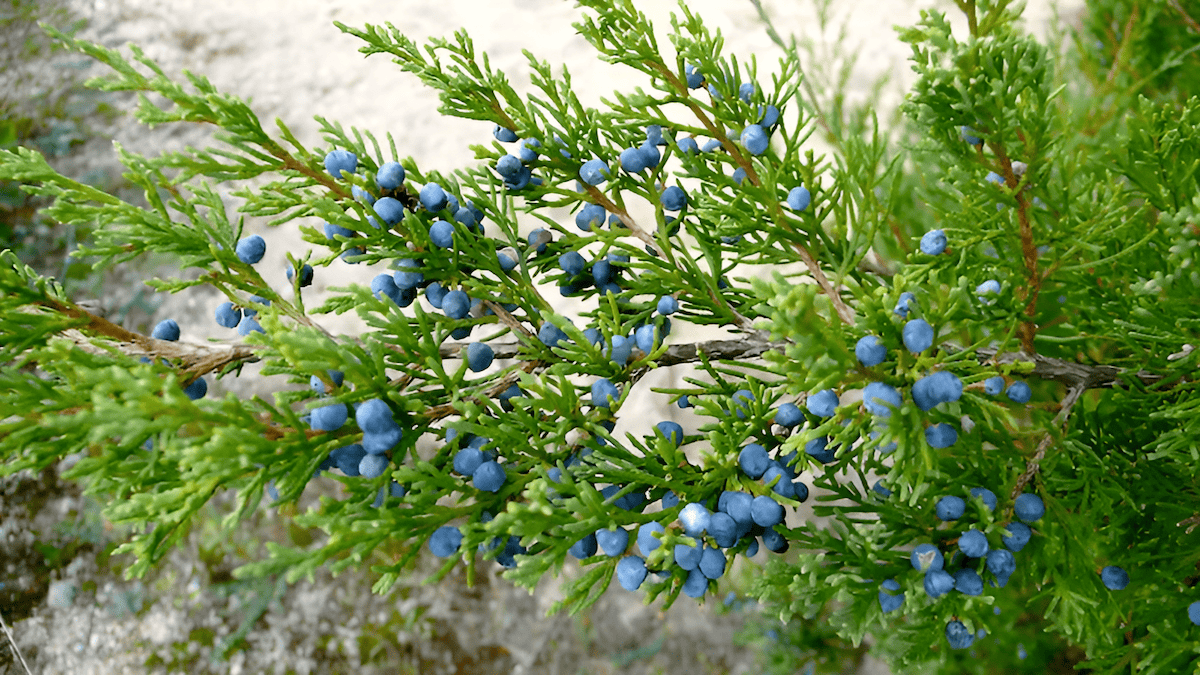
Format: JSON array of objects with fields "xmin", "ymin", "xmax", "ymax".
[
  {"xmin": 34, "ymin": 295, "xmax": 261, "ymax": 381},
  {"xmin": 259, "ymin": 137, "xmax": 364, "ymax": 204},
  {"xmin": 1010, "ymin": 382, "xmax": 1084, "ymax": 500},
  {"xmin": 582, "ymin": 185, "xmax": 659, "ymax": 255},
  {"xmin": 1178, "ymin": 514, "xmax": 1200, "ymax": 535},
  {"xmin": 435, "ymin": 333, "xmax": 780, "ymax": 366},
  {"xmin": 482, "ymin": 299, "xmax": 535, "ymax": 339},
  {"xmin": 972, "ymin": 347, "xmax": 1162, "ymax": 389},
  {"xmin": 988, "ymin": 146, "xmax": 1040, "ymax": 354},
  {"xmin": 1169, "ymin": 0, "xmax": 1200, "ymax": 33},
  {"xmin": 429, "ymin": 338, "xmax": 1168, "ymax": 392},
  {"xmin": 61, "ymin": 328, "xmax": 261, "ymax": 382},
  {"xmin": 790, "ymin": 240, "xmax": 856, "ymax": 325},
  {"xmin": 43, "ymin": 288, "xmax": 1165, "ymax": 398},
  {"xmin": 636, "ymin": 61, "xmax": 853, "ymax": 326},
  {"xmin": 423, "ymin": 359, "xmax": 541, "ymax": 422}
]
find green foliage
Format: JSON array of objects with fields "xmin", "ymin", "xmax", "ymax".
[{"xmin": 2, "ymin": 0, "xmax": 1200, "ymax": 673}]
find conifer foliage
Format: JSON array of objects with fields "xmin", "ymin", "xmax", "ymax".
[{"xmin": 3, "ymin": 1, "xmax": 1200, "ymax": 671}]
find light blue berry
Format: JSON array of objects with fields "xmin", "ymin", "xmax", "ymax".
[
  {"xmin": 592, "ymin": 378, "xmax": 620, "ymax": 408},
  {"xmin": 215, "ymin": 302, "xmax": 241, "ymax": 328},
  {"xmin": 741, "ymin": 124, "xmax": 769, "ymax": 155},
  {"xmin": 376, "ymin": 161, "xmax": 405, "ymax": 190},
  {"xmin": 977, "ymin": 279, "xmax": 1001, "ymax": 303},
  {"xmin": 442, "ymin": 290, "xmax": 470, "ymax": 319},
  {"xmin": 495, "ymin": 154, "xmax": 523, "ymax": 180},
  {"xmin": 595, "ymin": 527, "xmax": 629, "ymax": 557},
  {"xmin": 750, "ymin": 495, "xmax": 784, "ymax": 527},
  {"xmin": 959, "ymin": 529, "xmax": 989, "ymax": 557},
  {"xmin": 920, "ymin": 229, "xmax": 947, "ymax": 255},
  {"xmin": 699, "ymin": 546, "xmax": 726, "ymax": 579},
  {"xmin": 984, "ymin": 375, "xmax": 1006, "ymax": 395},
  {"xmin": 429, "ymin": 526, "xmax": 462, "ymax": 557},
  {"xmin": 559, "ymin": 251, "xmax": 585, "ymax": 276},
  {"xmin": 465, "ymin": 342, "xmax": 494, "ymax": 373},
  {"xmin": 616, "ymin": 556, "xmax": 648, "ymax": 591},
  {"xmin": 619, "ymin": 146, "xmax": 648, "ymax": 173},
  {"xmin": 1014, "ymin": 493, "xmax": 1044, "ymax": 522},
  {"xmin": 806, "ymin": 389, "xmax": 838, "ymax": 417},
  {"xmin": 970, "ymin": 487, "xmax": 998, "ymax": 511},
  {"xmin": 862, "ymin": 382, "xmax": 902, "ymax": 417},
  {"xmin": 911, "ymin": 371, "xmax": 963, "ymax": 411},
  {"xmin": 937, "ymin": 496, "xmax": 966, "ymax": 521},
  {"xmin": 910, "ymin": 543, "xmax": 943, "ymax": 572},
  {"xmin": 925, "ymin": 423, "xmax": 958, "ymax": 448},
  {"xmin": 925, "ymin": 569, "xmax": 955, "ymax": 598},
  {"xmin": 473, "ymin": 461, "xmax": 506, "ymax": 492},
  {"xmin": 878, "ymin": 579, "xmax": 904, "ymax": 612},
  {"xmin": 1007, "ymin": 381, "xmax": 1032, "ymax": 403},
  {"xmin": 235, "ymin": 235, "xmax": 266, "ymax": 264},
  {"xmin": 774, "ymin": 402, "xmax": 802, "ymax": 427},
  {"xmin": 660, "ymin": 186, "xmax": 687, "ymax": 212},
  {"xmin": 359, "ymin": 453, "xmax": 389, "ymax": 479},
  {"xmin": 311, "ymin": 403, "xmax": 348, "ymax": 431},
  {"xmin": 237, "ymin": 316, "xmax": 264, "ymax": 336},
  {"xmin": 855, "ymin": 335, "xmax": 887, "ymax": 366},
  {"xmin": 323, "ymin": 149, "xmax": 357, "ymax": 178},
  {"xmin": 894, "ymin": 291, "xmax": 916, "ymax": 317},
  {"xmin": 1002, "ymin": 522, "xmax": 1032, "ymax": 552},
  {"xmin": 903, "ymin": 319, "xmax": 935, "ymax": 353},
  {"xmin": 182, "ymin": 377, "xmax": 207, "ymax": 400},
  {"xmin": 419, "ymin": 183, "xmax": 448, "ymax": 212},
  {"xmin": 579, "ymin": 159, "xmax": 610, "ymax": 186},
  {"xmin": 151, "ymin": 319, "xmax": 180, "ymax": 341},
  {"xmin": 738, "ymin": 444, "xmax": 770, "ymax": 479},
  {"xmin": 786, "ymin": 186, "xmax": 811, "ymax": 211},
  {"xmin": 575, "ymin": 203, "xmax": 606, "ymax": 231},
  {"xmin": 679, "ymin": 502, "xmax": 711, "ymax": 537}
]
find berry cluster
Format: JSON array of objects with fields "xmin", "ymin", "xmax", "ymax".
[
  {"xmin": 560, "ymin": 399, "xmax": 811, "ymax": 600},
  {"xmin": 254, "ymin": 133, "xmax": 1054, "ymax": 620},
  {"xmin": 12, "ymin": 5, "xmax": 1200, "ymax": 671},
  {"xmin": 894, "ymin": 491, "xmax": 1042, "ymax": 649},
  {"xmin": 116, "ymin": 18, "xmax": 1191, "ymax": 660}
]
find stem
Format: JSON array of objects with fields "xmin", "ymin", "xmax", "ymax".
[
  {"xmin": 34, "ymin": 295, "xmax": 261, "ymax": 381},
  {"xmin": 746, "ymin": 0, "xmax": 789, "ymax": 51},
  {"xmin": 0, "ymin": 608, "xmax": 33, "ymax": 675},
  {"xmin": 956, "ymin": 0, "xmax": 979, "ymax": 38},
  {"xmin": 1010, "ymin": 383, "xmax": 1084, "ymax": 500},
  {"xmin": 429, "ymin": 338, "xmax": 1171, "ymax": 391},
  {"xmin": 645, "ymin": 59, "xmax": 855, "ymax": 326},
  {"xmin": 790, "ymin": 238, "xmax": 856, "ymax": 325},
  {"xmin": 988, "ymin": 143, "xmax": 1040, "ymax": 353},
  {"xmin": 582, "ymin": 185, "xmax": 658, "ymax": 254},
  {"xmin": 437, "ymin": 334, "xmax": 779, "ymax": 366},
  {"xmin": 266, "ymin": 140, "xmax": 352, "ymax": 200},
  {"xmin": 1169, "ymin": 0, "xmax": 1200, "ymax": 33}
]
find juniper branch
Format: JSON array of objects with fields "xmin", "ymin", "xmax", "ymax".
[
  {"xmin": 1010, "ymin": 382, "xmax": 1085, "ymax": 500},
  {"xmin": 30, "ymin": 295, "xmax": 260, "ymax": 380}
]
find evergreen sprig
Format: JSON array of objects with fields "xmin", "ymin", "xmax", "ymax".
[{"xmin": 2, "ymin": 1, "xmax": 1200, "ymax": 672}]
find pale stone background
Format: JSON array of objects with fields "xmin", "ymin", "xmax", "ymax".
[{"xmin": 2, "ymin": 0, "xmax": 1084, "ymax": 672}]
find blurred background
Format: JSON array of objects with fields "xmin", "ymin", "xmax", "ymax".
[{"xmin": 0, "ymin": 0, "xmax": 1086, "ymax": 672}]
